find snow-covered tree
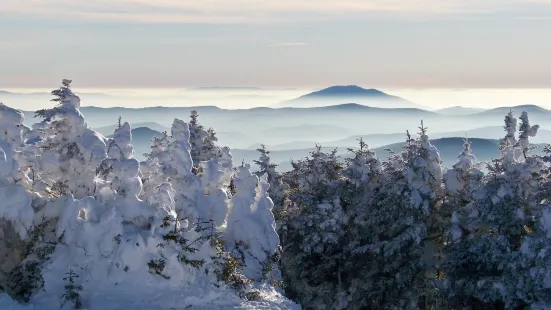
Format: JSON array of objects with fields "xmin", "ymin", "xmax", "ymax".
[
  {"xmin": 31, "ymin": 79, "xmax": 107, "ymax": 198},
  {"xmin": 444, "ymin": 111, "xmax": 550, "ymax": 308},
  {"xmin": 0, "ymin": 104, "xmax": 35, "ymax": 289},
  {"xmin": 196, "ymin": 160, "xmax": 229, "ymax": 226},
  {"xmin": 344, "ymin": 138, "xmax": 383, "ymax": 189},
  {"xmin": 518, "ymin": 111, "xmax": 539, "ymax": 158},
  {"xmin": 339, "ymin": 139, "xmax": 386, "ymax": 309},
  {"xmin": 98, "ymin": 122, "xmax": 154, "ymax": 227},
  {"xmin": 0, "ymin": 83, "xmax": 295, "ymax": 310},
  {"xmin": 165, "ymin": 119, "xmax": 204, "ymax": 222},
  {"xmin": 500, "ymin": 110, "xmax": 518, "ymax": 150},
  {"xmin": 0, "ymin": 104, "xmax": 27, "ymax": 186},
  {"xmin": 280, "ymin": 147, "xmax": 348, "ymax": 309},
  {"xmin": 187, "ymin": 110, "xmax": 230, "ymax": 171},
  {"xmin": 347, "ymin": 124, "xmax": 444, "ymax": 309},
  {"xmin": 143, "ymin": 131, "xmax": 170, "ymax": 163},
  {"xmin": 254, "ymin": 145, "xmax": 289, "ymax": 220},
  {"xmin": 442, "ymin": 137, "xmax": 485, "ymax": 242},
  {"xmin": 226, "ymin": 164, "xmax": 279, "ymax": 281},
  {"xmin": 140, "ymin": 132, "xmax": 170, "ymax": 202}
]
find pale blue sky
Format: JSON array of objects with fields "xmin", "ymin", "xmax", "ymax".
[{"xmin": 1, "ymin": 0, "xmax": 550, "ymax": 88}]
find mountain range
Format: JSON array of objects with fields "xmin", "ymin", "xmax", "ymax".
[
  {"xmin": 435, "ymin": 106, "xmax": 486, "ymax": 115},
  {"xmin": 8, "ymin": 85, "xmax": 551, "ymax": 171},
  {"xmin": 119, "ymin": 124, "xmax": 544, "ymax": 172},
  {"xmin": 16, "ymin": 102, "xmax": 550, "ymax": 156}
]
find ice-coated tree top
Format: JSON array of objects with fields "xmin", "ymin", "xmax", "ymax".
[{"xmin": 109, "ymin": 122, "xmax": 134, "ymax": 160}]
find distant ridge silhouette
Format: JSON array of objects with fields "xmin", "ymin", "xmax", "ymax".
[{"xmin": 274, "ymin": 85, "xmax": 419, "ymax": 108}]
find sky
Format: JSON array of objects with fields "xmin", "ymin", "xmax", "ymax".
[{"xmin": 1, "ymin": 0, "xmax": 551, "ymax": 89}]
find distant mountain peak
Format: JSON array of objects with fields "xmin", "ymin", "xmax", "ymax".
[
  {"xmin": 480, "ymin": 104, "xmax": 550, "ymax": 116},
  {"xmin": 302, "ymin": 85, "xmax": 388, "ymax": 98},
  {"xmin": 274, "ymin": 85, "xmax": 418, "ymax": 109}
]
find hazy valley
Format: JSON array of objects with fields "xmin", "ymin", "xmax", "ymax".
[{"xmin": 7, "ymin": 85, "xmax": 551, "ymax": 171}]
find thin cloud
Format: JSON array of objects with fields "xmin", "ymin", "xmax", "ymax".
[
  {"xmin": 272, "ymin": 42, "xmax": 309, "ymax": 47},
  {"xmin": 1, "ymin": 0, "xmax": 550, "ymax": 23}
]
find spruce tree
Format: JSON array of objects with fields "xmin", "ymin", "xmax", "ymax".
[
  {"xmin": 442, "ymin": 137, "xmax": 485, "ymax": 242},
  {"xmin": 342, "ymin": 139, "xmax": 385, "ymax": 310},
  {"xmin": 351, "ymin": 123, "xmax": 444, "ymax": 309},
  {"xmin": 32, "ymin": 79, "xmax": 107, "ymax": 198},
  {"xmin": 280, "ymin": 147, "xmax": 348, "ymax": 309},
  {"xmin": 444, "ymin": 111, "xmax": 550, "ymax": 309},
  {"xmin": 254, "ymin": 144, "xmax": 289, "ymax": 223}
]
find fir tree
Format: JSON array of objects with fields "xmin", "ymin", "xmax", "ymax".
[
  {"xmin": 442, "ymin": 137, "xmax": 484, "ymax": 242},
  {"xmin": 254, "ymin": 144, "xmax": 289, "ymax": 222},
  {"xmin": 31, "ymin": 79, "xmax": 107, "ymax": 198},
  {"xmin": 280, "ymin": 147, "xmax": 349, "ymax": 309},
  {"xmin": 348, "ymin": 123, "xmax": 444, "ymax": 309},
  {"xmin": 444, "ymin": 111, "xmax": 549, "ymax": 309}
]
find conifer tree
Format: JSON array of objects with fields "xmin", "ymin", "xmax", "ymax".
[
  {"xmin": 188, "ymin": 110, "xmax": 207, "ymax": 166},
  {"xmin": 518, "ymin": 111, "xmax": 539, "ymax": 158},
  {"xmin": 444, "ymin": 111, "xmax": 550, "ymax": 309},
  {"xmin": 349, "ymin": 123, "xmax": 444, "ymax": 309},
  {"xmin": 339, "ymin": 139, "xmax": 386, "ymax": 309},
  {"xmin": 98, "ymin": 122, "xmax": 153, "ymax": 227},
  {"xmin": 226, "ymin": 164, "xmax": 279, "ymax": 281},
  {"xmin": 280, "ymin": 147, "xmax": 348, "ymax": 309},
  {"xmin": 254, "ymin": 145, "xmax": 289, "ymax": 221},
  {"xmin": 31, "ymin": 79, "xmax": 107, "ymax": 198},
  {"xmin": 0, "ymin": 104, "xmax": 34, "ymax": 241},
  {"xmin": 442, "ymin": 137, "xmax": 484, "ymax": 242}
]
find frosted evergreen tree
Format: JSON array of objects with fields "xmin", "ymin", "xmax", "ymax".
[
  {"xmin": 0, "ymin": 104, "xmax": 27, "ymax": 185},
  {"xmin": 444, "ymin": 111, "xmax": 549, "ymax": 309},
  {"xmin": 500, "ymin": 110, "xmax": 518, "ymax": 150},
  {"xmin": 518, "ymin": 111, "xmax": 539, "ymax": 158},
  {"xmin": 98, "ymin": 122, "xmax": 154, "ymax": 228},
  {"xmin": 219, "ymin": 146, "xmax": 233, "ymax": 171},
  {"xmin": 442, "ymin": 137, "xmax": 485, "ymax": 242},
  {"xmin": 499, "ymin": 110, "xmax": 521, "ymax": 168},
  {"xmin": 31, "ymin": 79, "xmax": 107, "ymax": 198},
  {"xmin": 226, "ymin": 164, "xmax": 279, "ymax": 281},
  {"xmin": 252, "ymin": 179, "xmax": 281, "ymax": 282},
  {"xmin": 187, "ymin": 110, "xmax": 229, "ymax": 170},
  {"xmin": 164, "ymin": 119, "xmax": 202, "ymax": 221},
  {"xmin": 0, "ymin": 104, "xmax": 34, "ymax": 241},
  {"xmin": 0, "ymin": 84, "xmax": 295, "ymax": 309},
  {"xmin": 201, "ymin": 128, "xmax": 223, "ymax": 162},
  {"xmin": 140, "ymin": 131, "xmax": 171, "ymax": 201},
  {"xmin": 340, "ymin": 139, "xmax": 386, "ymax": 309},
  {"xmin": 146, "ymin": 119, "xmax": 230, "ymax": 227},
  {"xmin": 344, "ymin": 138, "xmax": 383, "ymax": 189},
  {"xmin": 348, "ymin": 123, "xmax": 444, "ymax": 309},
  {"xmin": 254, "ymin": 145, "xmax": 289, "ymax": 219},
  {"xmin": 196, "ymin": 160, "xmax": 229, "ymax": 226},
  {"xmin": 143, "ymin": 131, "xmax": 170, "ymax": 163},
  {"xmin": 188, "ymin": 110, "xmax": 207, "ymax": 167},
  {"xmin": 280, "ymin": 147, "xmax": 348, "ymax": 309}
]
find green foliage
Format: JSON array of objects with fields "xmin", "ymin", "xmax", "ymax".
[
  {"xmin": 158, "ymin": 216, "xmax": 207, "ymax": 269},
  {"xmin": 60, "ymin": 269, "xmax": 83, "ymax": 309},
  {"xmin": 2, "ymin": 219, "xmax": 57, "ymax": 303},
  {"xmin": 3, "ymin": 261, "xmax": 44, "ymax": 303},
  {"xmin": 244, "ymin": 290, "xmax": 262, "ymax": 301},
  {"xmin": 147, "ymin": 259, "xmax": 169, "ymax": 279}
]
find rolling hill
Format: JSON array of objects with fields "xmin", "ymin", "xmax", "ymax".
[{"xmin": 436, "ymin": 106, "xmax": 486, "ymax": 115}]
